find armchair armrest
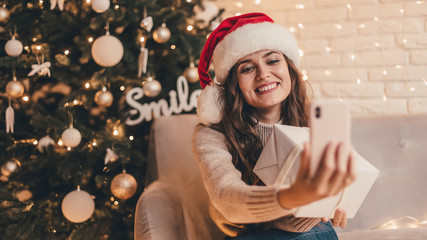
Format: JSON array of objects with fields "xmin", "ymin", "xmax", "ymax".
[{"xmin": 134, "ymin": 180, "xmax": 187, "ymax": 240}]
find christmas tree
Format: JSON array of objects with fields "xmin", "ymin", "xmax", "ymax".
[{"xmin": 0, "ymin": 0, "xmax": 222, "ymax": 238}]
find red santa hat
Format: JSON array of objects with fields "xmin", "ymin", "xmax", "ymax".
[{"xmin": 197, "ymin": 12, "xmax": 300, "ymax": 126}]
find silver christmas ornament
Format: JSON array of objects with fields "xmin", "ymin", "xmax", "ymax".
[
  {"xmin": 153, "ymin": 23, "xmax": 171, "ymax": 44},
  {"xmin": 184, "ymin": 62, "xmax": 199, "ymax": 83},
  {"xmin": 5, "ymin": 36, "xmax": 24, "ymax": 57},
  {"xmin": 110, "ymin": 171, "xmax": 137, "ymax": 200},
  {"xmin": 0, "ymin": 5, "xmax": 10, "ymax": 23},
  {"xmin": 6, "ymin": 80, "xmax": 25, "ymax": 98},
  {"xmin": 94, "ymin": 88, "xmax": 113, "ymax": 107},
  {"xmin": 143, "ymin": 76, "xmax": 162, "ymax": 98}
]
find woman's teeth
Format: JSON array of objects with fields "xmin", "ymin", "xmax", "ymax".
[{"xmin": 256, "ymin": 83, "xmax": 278, "ymax": 93}]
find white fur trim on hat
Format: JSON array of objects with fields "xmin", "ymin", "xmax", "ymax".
[
  {"xmin": 197, "ymin": 83, "xmax": 222, "ymax": 126},
  {"xmin": 212, "ymin": 22, "xmax": 300, "ymax": 84}
]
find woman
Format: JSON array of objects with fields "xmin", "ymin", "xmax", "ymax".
[{"xmin": 192, "ymin": 13, "xmax": 355, "ymax": 239}]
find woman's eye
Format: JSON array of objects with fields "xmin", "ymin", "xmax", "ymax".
[
  {"xmin": 267, "ymin": 59, "xmax": 280, "ymax": 65},
  {"xmin": 240, "ymin": 66, "xmax": 254, "ymax": 73}
]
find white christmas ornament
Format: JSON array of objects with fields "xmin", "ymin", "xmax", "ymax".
[
  {"xmin": 91, "ymin": 33, "xmax": 124, "ymax": 67},
  {"xmin": 137, "ymin": 47, "xmax": 148, "ymax": 78},
  {"xmin": 5, "ymin": 104, "xmax": 14, "ymax": 134},
  {"xmin": 152, "ymin": 23, "xmax": 171, "ymax": 44},
  {"xmin": 91, "ymin": 0, "xmax": 110, "ymax": 13},
  {"xmin": 61, "ymin": 188, "xmax": 95, "ymax": 223},
  {"xmin": 143, "ymin": 76, "xmax": 162, "ymax": 98},
  {"xmin": 37, "ymin": 135, "xmax": 55, "ymax": 152},
  {"xmin": 61, "ymin": 127, "xmax": 82, "ymax": 148},
  {"xmin": 50, "ymin": 0, "xmax": 65, "ymax": 11},
  {"xmin": 28, "ymin": 61, "xmax": 51, "ymax": 77},
  {"xmin": 104, "ymin": 147, "xmax": 118, "ymax": 164},
  {"xmin": 5, "ymin": 36, "xmax": 23, "ymax": 57},
  {"xmin": 140, "ymin": 16, "xmax": 153, "ymax": 32},
  {"xmin": 193, "ymin": 1, "xmax": 219, "ymax": 27}
]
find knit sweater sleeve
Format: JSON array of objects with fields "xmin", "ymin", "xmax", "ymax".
[{"xmin": 192, "ymin": 124, "xmax": 293, "ymax": 224}]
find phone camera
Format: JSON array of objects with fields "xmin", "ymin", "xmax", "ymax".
[{"xmin": 315, "ymin": 106, "xmax": 321, "ymax": 118}]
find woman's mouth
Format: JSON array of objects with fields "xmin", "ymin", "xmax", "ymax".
[{"xmin": 255, "ymin": 82, "xmax": 279, "ymax": 94}]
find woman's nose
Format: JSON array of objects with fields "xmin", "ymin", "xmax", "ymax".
[{"xmin": 256, "ymin": 65, "xmax": 270, "ymax": 81}]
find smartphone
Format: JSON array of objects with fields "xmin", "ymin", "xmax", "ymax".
[{"xmin": 309, "ymin": 99, "xmax": 351, "ymax": 177}]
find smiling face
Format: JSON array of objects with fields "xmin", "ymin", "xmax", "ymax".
[{"xmin": 235, "ymin": 50, "xmax": 292, "ymax": 121}]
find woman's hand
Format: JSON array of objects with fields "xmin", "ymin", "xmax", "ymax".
[
  {"xmin": 277, "ymin": 141, "xmax": 356, "ymax": 209},
  {"xmin": 322, "ymin": 208, "xmax": 347, "ymax": 228}
]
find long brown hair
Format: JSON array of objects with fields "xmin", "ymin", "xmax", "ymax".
[{"xmin": 215, "ymin": 55, "xmax": 311, "ymax": 185}]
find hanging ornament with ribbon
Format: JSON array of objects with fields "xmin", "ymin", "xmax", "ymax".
[
  {"xmin": 50, "ymin": 0, "xmax": 65, "ymax": 11},
  {"xmin": 28, "ymin": 54, "xmax": 51, "ymax": 77},
  {"xmin": 5, "ymin": 28, "xmax": 24, "ymax": 57},
  {"xmin": 6, "ymin": 98, "xmax": 14, "ymax": 134},
  {"xmin": 61, "ymin": 110, "xmax": 82, "ymax": 148},
  {"xmin": 140, "ymin": 6, "xmax": 153, "ymax": 32},
  {"xmin": 104, "ymin": 147, "xmax": 119, "ymax": 164}
]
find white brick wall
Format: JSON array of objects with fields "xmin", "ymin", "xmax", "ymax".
[{"xmin": 213, "ymin": 0, "xmax": 427, "ymax": 116}]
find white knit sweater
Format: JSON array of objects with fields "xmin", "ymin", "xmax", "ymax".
[{"xmin": 192, "ymin": 122, "xmax": 320, "ymax": 237}]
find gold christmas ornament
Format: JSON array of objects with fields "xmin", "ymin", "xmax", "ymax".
[
  {"xmin": 91, "ymin": 0, "xmax": 110, "ymax": 13},
  {"xmin": 61, "ymin": 187, "xmax": 95, "ymax": 223},
  {"xmin": 6, "ymin": 80, "xmax": 25, "ymax": 98},
  {"xmin": 0, "ymin": 5, "xmax": 10, "ymax": 23},
  {"xmin": 183, "ymin": 62, "xmax": 199, "ymax": 83},
  {"xmin": 153, "ymin": 23, "xmax": 171, "ymax": 44},
  {"xmin": 94, "ymin": 88, "xmax": 114, "ymax": 107},
  {"xmin": 110, "ymin": 171, "xmax": 137, "ymax": 200},
  {"xmin": 1, "ymin": 159, "xmax": 19, "ymax": 176},
  {"xmin": 5, "ymin": 36, "xmax": 24, "ymax": 57},
  {"xmin": 61, "ymin": 127, "xmax": 82, "ymax": 148},
  {"xmin": 91, "ymin": 33, "xmax": 124, "ymax": 67},
  {"xmin": 143, "ymin": 76, "xmax": 162, "ymax": 98}
]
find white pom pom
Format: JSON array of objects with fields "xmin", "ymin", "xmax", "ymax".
[{"xmin": 197, "ymin": 84, "xmax": 222, "ymax": 126}]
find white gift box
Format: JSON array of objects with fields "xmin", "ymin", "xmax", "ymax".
[{"xmin": 253, "ymin": 124, "xmax": 379, "ymax": 218}]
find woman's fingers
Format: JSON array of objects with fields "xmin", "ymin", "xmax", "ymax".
[
  {"xmin": 340, "ymin": 210, "xmax": 347, "ymax": 228},
  {"xmin": 312, "ymin": 142, "xmax": 337, "ymax": 196},
  {"xmin": 332, "ymin": 208, "xmax": 344, "ymax": 227},
  {"xmin": 328, "ymin": 142, "xmax": 351, "ymax": 195},
  {"xmin": 298, "ymin": 142, "xmax": 311, "ymax": 180}
]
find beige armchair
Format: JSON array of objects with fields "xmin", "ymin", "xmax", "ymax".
[{"xmin": 135, "ymin": 114, "xmax": 427, "ymax": 240}]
